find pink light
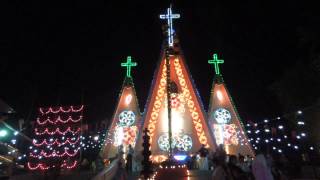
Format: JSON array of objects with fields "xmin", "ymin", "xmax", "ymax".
[
  {"xmin": 35, "ymin": 127, "xmax": 81, "ymax": 135},
  {"xmin": 29, "ymin": 149, "xmax": 79, "ymax": 158},
  {"xmin": 33, "ymin": 137, "xmax": 80, "ymax": 147},
  {"xmin": 39, "ymin": 105, "xmax": 84, "ymax": 115},
  {"xmin": 37, "ymin": 116, "xmax": 83, "ymax": 125}
]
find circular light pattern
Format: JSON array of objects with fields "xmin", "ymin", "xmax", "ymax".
[
  {"xmin": 158, "ymin": 133, "xmax": 192, "ymax": 152},
  {"xmin": 118, "ymin": 110, "xmax": 135, "ymax": 127},
  {"xmin": 213, "ymin": 108, "xmax": 231, "ymax": 124},
  {"xmin": 175, "ymin": 135, "xmax": 192, "ymax": 151},
  {"xmin": 158, "ymin": 134, "xmax": 176, "ymax": 152}
]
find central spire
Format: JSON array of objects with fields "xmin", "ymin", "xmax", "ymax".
[{"xmin": 159, "ymin": 5, "xmax": 180, "ymax": 47}]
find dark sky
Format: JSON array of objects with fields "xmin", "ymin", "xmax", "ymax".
[{"xmin": 0, "ymin": 1, "xmax": 316, "ymax": 124}]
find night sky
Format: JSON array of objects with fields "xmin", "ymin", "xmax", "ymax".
[{"xmin": 1, "ymin": 1, "xmax": 315, "ymax": 124}]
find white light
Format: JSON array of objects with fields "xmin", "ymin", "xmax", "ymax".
[
  {"xmin": 278, "ymin": 125, "xmax": 283, "ymax": 130},
  {"xmin": 217, "ymin": 90, "xmax": 224, "ymax": 101},
  {"xmin": 264, "ymin": 129, "xmax": 270, "ymax": 133},
  {"xmin": 301, "ymin": 133, "xmax": 306, "ymax": 137},
  {"xmin": 287, "ymin": 143, "xmax": 291, "ymax": 147},
  {"xmin": 297, "ymin": 110, "xmax": 302, "ymax": 114},
  {"xmin": 277, "ymin": 138, "xmax": 281, "ymax": 142},
  {"xmin": 297, "ymin": 121, "xmax": 305, "ymax": 125},
  {"xmin": 160, "ymin": 7, "xmax": 180, "ymax": 47},
  {"xmin": 257, "ymin": 137, "xmax": 260, "ymax": 140},
  {"xmin": 255, "ymin": 130, "xmax": 260, "ymax": 134},
  {"xmin": 18, "ymin": 156, "xmax": 22, "ymax": 160},
  {"xmin": 276, "ymin": 117, "xmax": 281, "ymax": 120},
  {"xmin": 247, "ymin": 130, "xmax": 251, "ymax": 134},
  {"xmin": 94, "ymin": 136, "xmax": 99, "ymax": 141},
  {"xmin": 310, "ymin": 147, "xmax": 314, "ymax": 150},
  {"xmin": 294, "ymin": 145, "xmax": 299, "ymax": 149},
  {"xmin": 296, "ymin": 136, "xmax": 301, "ymax": 139},
  {"xmin": 11, "ymin": 139, "xmax": 17, "ymax": 144},
  {"xmin": 29, "ymin": 146, "xmax": 33, "ymax": 149},
  {"xmin": 14, "ymin": 131, "xmax": 19, "ymax": 136},
  {"xmin": 284, "ymin": 135, "xmax": 288, "ymax": 139},
  {"xmin": 125, "ymin": 94, "xmax": 133, "ymax": 105},
  {"xmin": 246, "ymin": 124, "xmax": 250, "ymax": 127},
  {"xmin": 264, "ymin": 119, "xmax": 269, "ymax": 123},
  {"xmin": 278, "ymin": 149, "xmax": 282, "ymax": 153},
  {"xmin": 265, "ymin": 139, "xmax": 269, "ymax": 143},
  {"xmin": 272, "ymin": 146, "xmax": 276, "ymax": 150},
  {"xmin": 34, "ymin": 149, "xmax": 38, "ymax": 153}
]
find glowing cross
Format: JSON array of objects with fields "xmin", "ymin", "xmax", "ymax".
[
  {"xmin": 159, "ymin": 5, "xmax": 180, "ymax": 47},
  {"xmin": 121, "ymin": 56, "xmax": 137, "ymax": 77},
  {"xmin": 208, "ymin": 53, "xmax": 224, "ymax": 75}
]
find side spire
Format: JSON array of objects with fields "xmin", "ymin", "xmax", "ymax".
[
  {"xmin": 159, "ymin": 5, "xmax": 180, "ymax": 47},
  {"xmin": 121, "ymin": 56, "xmax": 137, "ymax": 78}
]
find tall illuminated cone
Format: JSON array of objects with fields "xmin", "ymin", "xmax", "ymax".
[
  {"xmin": 207, "ymin": 53, "xmax": 254, "ymax": 156},
  {"xmin": 136, "ymin": 6, "xmax": 216, "ymax": 162},
  {"xmin": 101, "ymin": 56, "xmax": 142, "ymax": 159}
]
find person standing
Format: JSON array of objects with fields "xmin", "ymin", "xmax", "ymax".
[
  {"xmin": 198, "ymin": 144, "xmax": 209, "ymax": 170},
  {"xmin": 252, "ymin": 146, "xmax": 274, "ymax": 180},
  {"xmin": 126, "ymin": 144, "xmax": 134, "ymax": 173}
]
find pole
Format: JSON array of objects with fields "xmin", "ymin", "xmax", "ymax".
[{"xmin": 165, "ymin": 47, "xmax": 173, "ymax": 158}]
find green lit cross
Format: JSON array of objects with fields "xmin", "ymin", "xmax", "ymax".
[
  {"xmin": 208, "ymin": 53, "xmax": 224, "ymax": 75},
  {"xmin": 121, "ymin": 56, "xmax": 137, "ymax": 77}
]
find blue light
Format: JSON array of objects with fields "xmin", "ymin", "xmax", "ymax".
[
  {"xmin": 174, "ymin": 155, "xmax": 187, "ymax": 161},
  {"xmin": 160, "ymin": 6, "xmax": 180, "ymax": 47}
]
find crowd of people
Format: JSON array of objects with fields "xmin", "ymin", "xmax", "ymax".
[
  {"xmin": 186, "ymin": 144, "xmax": 290, "ymax": 180},
  {"xmin": 90, "ymin": 143, "xmax": 315, "ymax": 180}
]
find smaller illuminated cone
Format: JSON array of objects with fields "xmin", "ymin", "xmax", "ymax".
[
  {"xmin": 100, "ymin": 56, "xmax": 141, "ymax": 159},
  {"xmin": 207, "ymin": 53, "xmax": 254, "ymax": 157}
]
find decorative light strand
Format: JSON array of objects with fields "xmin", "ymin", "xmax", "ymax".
[
  {"xmin": 39, "ymin": 105, "xmax": 84, "ymax": 115},
  {"xmin": 29, "ymin": 149, "xmax": 79, "ymax": 158},
  {"xmin": 174, "ymin": 58, "xmax": 209, "ymax": 147},
  {"xmin": 33, "ymin": 137, "xmax": 80, "ymax": 147},
  {"xmin": 37, "ymin": 116, "xmax": 83, "ymax": 125},
  {"xmin": 60, "ymin": 160, "xmax": 78, "ymax": 169},
  {"xmin": 35, "ymin": 127, "xmax": 81, "ymax": 135},
  {"xmin": 28, "ymin": 160, "xmax": 78, "ymax": 170}
]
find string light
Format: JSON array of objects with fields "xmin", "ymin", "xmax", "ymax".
[
  {"xmin": 35, "ymin": 127, "xmax": 81, "ymax": 135},
  {"xmin": 39, "ymin": 105, "xmax": 84, "ymax": 115},
  {"xmin": 29, "ymin": 149, "xmax": 79, "ymax": 158},
  {"xmin": 33, "ymin": 137, "xmax": 80, "ymax": 147},
  {"xmin": 37, "ymin": 116, "xmax": 83, "ymax": 125}
]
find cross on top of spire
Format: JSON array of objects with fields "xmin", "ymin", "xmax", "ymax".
[
  {"xmin": 208, "ymin": 53, "xmax": 224, "ymax": 75},
  {"xmin": 159, "ymin": 5, "xmax": 180, "ymax": 47},
  {"xmin": 121, "ymin": 56, "xmax": 137, "ymax": 78}
]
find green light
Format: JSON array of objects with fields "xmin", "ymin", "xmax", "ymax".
[
  {"xmin": 208, "ymin": 53, "xmax": 224, "ymax": 75},
  {"xmin": 121, "ymin": 56, "xmax": 137, "ymax": 77},
  {"xmin": 0, "ymin": 130, "xmax": 8, "ymax": 137}
]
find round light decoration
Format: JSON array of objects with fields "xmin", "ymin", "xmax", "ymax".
[
  {"xmin": 118, "ymin": 110, "xmax": 135, "ymax": 127},
  {"xmin": 158, "ymin": 134, "xmax": 192, "ymax": 152},
  {"xmin": 214, "ymin": 108, "xmax": 231, "ymax": 124},
  {"xmin": 158, "ymin": 134, "xmax": 176, "ymax": 152},
  {"xmin": 175, "ymin": 135, "xmax": 192, "ymax": 151}
]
